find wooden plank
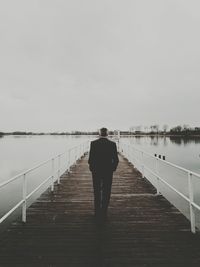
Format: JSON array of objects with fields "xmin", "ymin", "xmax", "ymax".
[{"xmin": 0, "ymin": 154, "xmax": 200, "ymax": 266}]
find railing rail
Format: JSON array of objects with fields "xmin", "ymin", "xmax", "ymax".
[
  {"xmin": 119, "ymin": 141, "xmax": 200, "ymax": 233},
  {"xmin": 0, "ymin": 141, "xmax": 90, "ymax": 224}
]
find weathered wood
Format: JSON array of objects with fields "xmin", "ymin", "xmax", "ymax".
[{"xmin": 0, "ymin": 154, "xmax": 200, "ymax": 266}]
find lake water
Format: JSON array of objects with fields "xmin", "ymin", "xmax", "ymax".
[
  {"xmin": 1, "ymin": 135, "xmax": 200, "ymax": 183},
  {"xmin": 0, "ymin": 135, "xmax": 92, "ymax": 183},
  {"xmin": 121, "ymin": 136, "xmax": 200, "ymax": 229},
  {"xmin": 0, "ymin": 135, "xmax": 200, "ymax": 227},
  {"xmin": 0, "ymin": 135, "xmax": 93, "ymax": 223},
  {"xmin": 121, "ymin": 136, "xmax": 200, "ymax": 174}
]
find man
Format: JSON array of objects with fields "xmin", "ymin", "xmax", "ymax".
[{"xmin": 88, "ymin": 127, "xmax": 119, "ymax": 221}]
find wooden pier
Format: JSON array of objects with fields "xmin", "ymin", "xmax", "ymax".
[{"xmin": 1, "ymin": 154, "xmax": 200, "ymax": 266}]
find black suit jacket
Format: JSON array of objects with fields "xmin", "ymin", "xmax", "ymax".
[{"xmin": 88, "ymin": 138, "xmax": 119, "ymax": 173}]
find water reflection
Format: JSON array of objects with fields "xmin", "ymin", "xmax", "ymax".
[
  {"xmin": 133, "ymin": 136, "xmax": 171, "ymax": 147},
  {"xmin": 121, "ymin": 136, "xmax": 200, "ymax": 174},
  {"xmin": 150, "ymin": 136, "xmax": 159, "ymax": 146},
  {"xmin": 1, "ymin": 135, "xmax": 200, "ymax": 228},
  {"xmin": 0, "ymin": 135, "xmax": 94, "ymax": 222},
  {"xmin": 126, "ymin": 135, "xmax": 200, "ymax": 146},
  {"xmin": 169, "ymin": 136, "xmax": 200, "ymax": 145},
  {"xmin": 0, "ymin": 135, "xmax": 93, "ymax": 182}
]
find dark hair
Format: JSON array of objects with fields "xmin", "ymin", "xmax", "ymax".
[{"xmin": 99, "ymin": 127, "xmax": 108, "ymax": 137}]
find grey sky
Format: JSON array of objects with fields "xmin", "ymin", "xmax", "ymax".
[{"xmin": 0, "ymin": 0, "xmax": 200, "ymax": 132}]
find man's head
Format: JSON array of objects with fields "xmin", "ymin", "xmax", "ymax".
[{"xmin": 99, "ymin": 127, "xmax": 108, "ymax": 137}]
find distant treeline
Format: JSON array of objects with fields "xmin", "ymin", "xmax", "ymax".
[
  {"xmin": 0, "ymin": 125, "xmax": 200, "ymax": 137},
  {"xmin": 0, "ymin": 131, "xmax": 99, "ymax": 136},
  {"xmin": 168, "ymin": 126, "xmax": 200, "ymax": 136},
  {"xmin": 129, "ymin": 125, "xmax": 200, "ymax": 137},
  {"xmin": 0, "ymin": 130, "xmax": 129, "ymax": 136}
]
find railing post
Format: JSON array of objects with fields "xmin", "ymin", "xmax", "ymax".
[
  {"xmin": 131, "ymin": 146, "xmax": 135, "ymax": 166},
  {"xmin": 123, "ymin": 144, "xmax": 126, "ymax": 156},
  {"xmin": 22, "ymin": 173, "xmax": 27, "ymax": 223},
  {"xmin": 74, "ymin": 147, "xmax": 77, "ymax": 164},
  {"xmin": 118, "ymin": 140, "xmax": 120, "ymax": 153},
  {"xmin": 188, "ymin": 172, "xmax": 196, "ymax": 233},
  {"xmin": 57, "ymin": 155, "xmax": 61, "ymax": 184},
  {"xmin": 51, "ymin": 158, "xmax": 54, "ymax": 191},
  {"xmin": 68, "ymin": 149, "xmax": 71, "ymax": 172},
  {"xmin": 77, "ymin": 146, "xmax": 79, "ymax": 160},
  {"xmin": 128, "ymin": 145, "xmax": 131, "ymax": 161},
  {"xmin": 78, "ymin": 145, "xmax": 81, "ymax": 159},
  {"xmin": 141, "ymin": 151, "xmax": 145, "ymax": 178},
  {"xmin": 82, "ymin": 143, "xmax": 84, "ymax": 156},
  {"xmin": 125, "ymin": 144, "xmax": 128, "ymax": 158},
  {"xmin": 130, "ymin": 146, "xmax": 133, "ymax": 164},
  {"xmin": 128, "ymin": 145, "xmax": 130, "ymax": 159},
  {"xmin": 79, "ymin": 144, "xmax": 81, "ymax": 158},
  {"xmin": 84, "ymin": 142, "xmax": 86, "ymax": 154},
  {"xmin": 155, "ymin": 157, "xmax": 160, "ymax": 195},
  {"xmin": 83, "ymin": 143, "xmax": 85, "ymax": 155}
]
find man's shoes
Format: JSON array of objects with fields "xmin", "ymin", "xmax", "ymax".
[
  {"xmin": 94, "ymin": 209, "xmax": 101, "ymax": 222},
  {"xmin": 101, "ymin": 210, "xmax": 107, "ymax": 222},
  {"xmin": 94, "ymin": 209, "xmax": 108, "ymax": 224}
]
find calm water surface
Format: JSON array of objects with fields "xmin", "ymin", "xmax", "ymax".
[
  {"xmin": 1, "ymin": 135, "xmax": 200, "ymax": 182},
  {"xmin": 0, "ymin": 135, "xmax": 92, "ymax": 182},
  {"xmin": 0, "ymin": 135, "xmax": 93, "ymax": 220},
  {"xmin": 121, "ymin": 136, "xmax": 200, "ymax": 228},
  {"xmin": 1, "ymin": 135, "xmax": 200, "ymax": 225},
  {"xmin": 121, "ymin": 136, "xmax": 200, "ymax": 174}
]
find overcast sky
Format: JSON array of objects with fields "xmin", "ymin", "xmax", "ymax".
[{"xmin": 0, "ymin": 0, "xmax": 200, "ymax": 132}]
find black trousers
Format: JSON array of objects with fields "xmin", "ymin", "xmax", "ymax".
[{"xmin": 92, "ymin": 171, "xmax": 113, "ymax": 215}]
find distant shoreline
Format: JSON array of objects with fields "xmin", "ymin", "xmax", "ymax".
[{"xmin": 1, "ymin": 132, "xmax": 200, "ymax": 138}]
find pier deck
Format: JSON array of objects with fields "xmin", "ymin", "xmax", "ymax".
[{"xmin": 1, "ymin": 154, "xmax": 200, "ymax": 266}]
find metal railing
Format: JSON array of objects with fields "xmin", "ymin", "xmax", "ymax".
[
  {"xmin": 119, "ymin": 141, "xmax": 200, "ymax": 233},
  {"xmin": 0, "ymin": 141, "xmax": 89, "ymax": 224}
]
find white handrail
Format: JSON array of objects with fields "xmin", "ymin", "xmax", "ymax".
[
  {"xmin": 26, "ymin": 175, "xmax": 52, "ymax": 200},
  {"xmin": 119, "ymin": 141, "xmax": 200, "ymax": 233},
  {"xmin": 0, "ymin": 158, "xmax": 51, "ymax": 188},
  {"xmin": 120, "ymin": 142, "xmax": 200, "ymax": 179},
  {"xmin": 0, "ymin": 143, "xmax": 89, "ymax": 189},
  {"xmin": 144, "ymin": 164, "xmax": 190, "ymax": 203},
  {"xmin": 0, "ymin": 200, "xmax": 24, "ymax": 224},
  {"xmin": 0, "ymin": 141, "xmax": 90, "ymax": 225}
]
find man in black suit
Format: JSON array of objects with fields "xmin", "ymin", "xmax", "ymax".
[{"xmin": 88, "ymin": 128, "xmax": 119, "ymax": 221}]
